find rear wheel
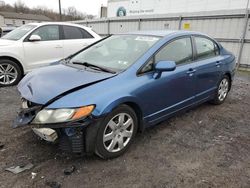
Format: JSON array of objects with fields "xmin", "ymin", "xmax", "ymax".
[
  {"xmin": 94, "ymin": 105, "xmax": 138, "ymax": 159},
  {"xmin": 0, "ymin": 59, "xmax": 22, "ymax": 87},
  {"xmin": 211, "ymin": 75, "xmax": 230, "ymax": 105}
]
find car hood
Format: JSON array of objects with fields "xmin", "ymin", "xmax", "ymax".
[
  {"xmin": 18, "ymin": 64, "xmax": 115, "ymax": 105},
  {"xmin": 0, "ymin": 39, "xmax": 17, "ymax": 46}
]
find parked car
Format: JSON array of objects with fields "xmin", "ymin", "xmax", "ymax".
[
  {"xmin": 14, "ymin": 30, "xmax": 236, "ymax": 159},
  {"xmin": 0, "ymin": 26, "xmax": 17, "ymax": 37},
  {"xmin": 0, "ymin": 22, "xmax": 101, "ymax": 87}
]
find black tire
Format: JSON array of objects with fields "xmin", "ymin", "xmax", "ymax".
[
  {"xmin": 210, "ymin": 75, "xmax": 230, "ymax": 105},
  {"xmin": 0, "ymin": 59, "xmax": 22, "ymax": 87},
  {"xmin": 94, "ymin": 105, "xmax": 138, "ymax": 159}
]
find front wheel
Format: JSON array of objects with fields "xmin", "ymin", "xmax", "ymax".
[
  {"xmin": 0, "ymin": 59, "xmax": 22, "ymax": 87},
  {"xmin": 211, "ymin": 75, "xmax": 230, "ymax": 105},
  {"xmin": 94, "ymin": 105, "xmax": 138, "ymax": 159}
]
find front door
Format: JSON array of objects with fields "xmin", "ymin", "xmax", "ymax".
[
  {"xmin": 137, "ymin": 37, "xmax": 197, "ymax": 125},
  {"xmin": 23, "ymin": 25, "xmax": 63, "ymax": 70}
]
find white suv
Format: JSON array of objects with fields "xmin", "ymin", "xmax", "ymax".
[{"xmin": 0, "ymin": 22, "xmax": 101, "ymax": 86}]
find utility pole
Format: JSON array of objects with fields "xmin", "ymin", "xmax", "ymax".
[
  {"xmin": 236, "ymin": 0, "xmax": 250, "ymax": 70},
  {"xmin": 59, "ymin": 0, "xmax": 62, "ymax": 21}
]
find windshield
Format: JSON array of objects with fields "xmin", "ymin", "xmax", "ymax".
[
  {"xmin": 69, "ymin": 35, "xmax": 161, "ymax": 72},
  {"xmin": 2, "ymin": 24, "xmax": 36, "ymax": 40}
]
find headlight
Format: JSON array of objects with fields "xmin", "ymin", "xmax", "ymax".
[{"xmin": 32, "ymin": 105, "xmax": 95, "ymax": 124}]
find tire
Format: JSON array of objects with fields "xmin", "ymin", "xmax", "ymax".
[
  {"xmin": 211, "ymin": 75, "xmax": 230, "ymax": 105},
  {"xmin": 0, "ymin": 59, "xmax": 22, "ymax": 87},
  {"xmin": 94, "ymin": 105, "xmax": 138, "ymax": 159}
]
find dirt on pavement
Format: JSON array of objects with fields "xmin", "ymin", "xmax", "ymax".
[{"xmin": 0, "ymin": 72, "xmax": 250, "ymax": 188}]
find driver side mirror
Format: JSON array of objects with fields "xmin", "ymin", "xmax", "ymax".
[
  {"xmin": 153, "ymin": 60, "xmax": 176, "ymax": 79},
  {"xmin": 29, "ymin": 35, "xmax": 41, "ymax": 42}
]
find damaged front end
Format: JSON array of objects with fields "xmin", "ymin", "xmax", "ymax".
[
  {"xmin": 13, "ymin": 99, "xmax": 42, "ymax": 128},
  {"xmin": 13, "ymin": 98, "xmax": 97, "ymax": 154},
  {"xmin": 13, "ymin": 64, "xmax": 116, "ymax": 154}
]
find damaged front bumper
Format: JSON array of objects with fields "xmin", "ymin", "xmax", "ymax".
[
  {"xmin": 13, "ymin": 104, "xmax": 95, "ymax": 129},
  {"xmin": 32, "ymin": 128, "xmax": 58, "ymax": 142},
  {"xmin": 13, "ymin": 105, "xmax": 100, "ymax": 154}
]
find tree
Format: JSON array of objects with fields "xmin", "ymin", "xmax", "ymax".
[
  {"xmin": 14, "ymin": 0, "xmax": 28, "ymax": 13},
  {"xmin": 0, "ymin": 1, "xmax": 94, "ymax": 21}
]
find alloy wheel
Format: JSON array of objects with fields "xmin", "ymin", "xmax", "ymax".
[
  {"xmin": 0, "ymin": 63, "xmax": 18, "ymax": 85},
  {"xmin": 103, "ymin": 113, "xmax": 134, "ymax": 153},
  {"xmin": 218, "ymin": 78, "xmax": 229, "ymax": 101}
]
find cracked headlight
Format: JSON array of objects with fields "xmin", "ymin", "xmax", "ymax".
[{"xmin": 32, "ymin": 105, "xmax": 95, "ymax": 124}]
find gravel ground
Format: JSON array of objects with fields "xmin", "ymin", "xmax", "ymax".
[{"xmin": 0, "ymin": 72, "xmax": 250, "ymax": 188}]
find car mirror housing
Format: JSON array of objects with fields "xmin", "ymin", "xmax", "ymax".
[
  {"xmin": 29, "ymin": 35, "xmax": 41, "ymax": 42},
  {"xmin": 153, "ymin": 60, "xmax": 176, "ymax": 79}
]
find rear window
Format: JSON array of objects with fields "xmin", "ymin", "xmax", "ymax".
[{"xmin": 63, "ymin": 26, "xmax": 93, "ymax": 40}]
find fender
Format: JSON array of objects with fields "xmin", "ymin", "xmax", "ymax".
[
  {"xmin": 94, "ymin": 96, "xmax": 146, "ymax": 132},
  {"xmin": 0, "ymin": 53, "xmax": 26, "ymax": 72},
  {"xmin": 100, "ymin": 96, "xmax": 143, "ymax": 116}
]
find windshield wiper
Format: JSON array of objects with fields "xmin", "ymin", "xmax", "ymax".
[{"xmin": 72, "ymin": 61, "xmax": 116, "ymax": 74}]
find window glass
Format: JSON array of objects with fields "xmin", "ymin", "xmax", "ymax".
[
  {"xmin": 2, "ymin": 24, "xmax": 36, "ymax": 40},
  {"xmin": 32, "ymin": 25, "xmax": 59, "ymax": 41},
  {"xmin": 63, "ymin": 26, "xmax": 89, "ymax": 39},
  {"xmin": 140, "ymin": 37, "xmax": 193, "ymax": 73},
  {"xmin": 69, "ymin": 35, "xmax": 160, "ymax": 71},
  {"xmin": 155, "ymin": 37, "xmax": 193, "ymax": 65},
  {"xmin": 80, "ymin": 28, "xmax": 93, "ymax": 38},
  {"xmin": 140, "ymin": 58, "xmax": 154, "ymax": 73},
  {"xmin": 195, "ymin": 37, "xmax": 218, "ymax": 60}
]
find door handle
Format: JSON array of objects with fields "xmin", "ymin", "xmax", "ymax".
[
  {"xmin": 215, "ymin": 61, "xmax": 221, "ymax": 67},
  {"xmin": 186, "ymin": 68, "xmax": 196, "ymax": 76}
]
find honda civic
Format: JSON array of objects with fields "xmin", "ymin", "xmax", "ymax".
[{"xmin": 14, "ymin": 30, "xmax": 236, "ymax": 159}]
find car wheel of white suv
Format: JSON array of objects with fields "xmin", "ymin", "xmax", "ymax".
[{"xmin": 0, "ymin": 59, "xmax": 22, "ymax": 87}]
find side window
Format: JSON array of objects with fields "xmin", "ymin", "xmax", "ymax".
[
  {"xmin": 63, "ymin": 26, "xmax": 93, "ymax": 39},
  {"xmin": 195, "ymin": 37, "xmax": 219, "ymax": 60},
  {"xmin": 140, "ymin": 58, "xmax": 154, "ymax": 73},
  {"xmin": 32, "ymin": 25, "xmax": 59, "ymax": 41},
  {"xmin": 155, "ymin": 37, "xmax": 193, "ymax": 65},
  {"xmin": 80, "ymin": 28, "xmax": 93, "ymax": 38},
  {"xmin": 140, "ymin": 37, "xmax": 193, "ymax": 74}
]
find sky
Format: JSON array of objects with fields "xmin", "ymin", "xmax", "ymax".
[{"xmin": 2, "ymin": 0, "xmax": 108, "ymax": 15}]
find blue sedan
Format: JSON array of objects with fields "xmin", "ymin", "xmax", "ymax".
[{"xmin": 14, "ymin": 30, "xmax": 236, "ymax": 159}]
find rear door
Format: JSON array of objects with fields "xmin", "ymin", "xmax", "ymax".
[
  {"xmin": 61, "ymin": 25, "xmax": 97, "ymax": 57},
  {"xmin": 192, "ymin": 36, "xmax": 223, "ymax": 101},
  {"xmin": 23, "ymin": 25, "xmax": 63, "ymax": 70}
]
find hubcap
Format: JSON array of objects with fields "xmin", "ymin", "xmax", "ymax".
[
  {"xmin": 218, "ymin": 78, "xmax": 229, "ymax": 101},
  {"xmin": 0, "ymin": 63, "xmax": 18, "ymax": 85},
  {"xmin": 103, "ymin": 113, "xmax": 134, "ymax": 153}
]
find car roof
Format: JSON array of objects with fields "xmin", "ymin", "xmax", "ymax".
[
  {"xmin": 127, "ymin": 30, "xmax": 204, "ymax": 37},
  {"xmin": 27, "ymin": 22, "xmax": 90, "ymax": 29}
]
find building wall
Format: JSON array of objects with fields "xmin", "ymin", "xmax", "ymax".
[
  {"xmin": 3, "ymin": 18, "xmax": 39, "ymax": 27},
  {"xmin": 73, "ymin": 9, "xmax": 250, "ymax": 68},
  {"xmin": 0, "ymin": 15, "xmax": 4, "ymax": 26},
  {"xmin": 108, "ymin": 0, "xmax": 249, "ymax": 17}
]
